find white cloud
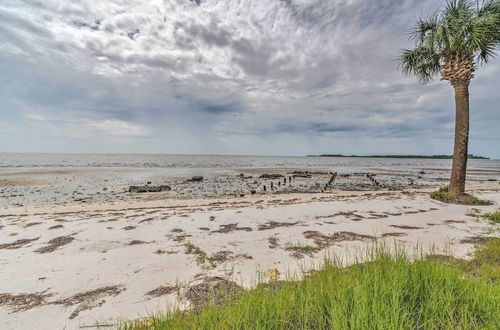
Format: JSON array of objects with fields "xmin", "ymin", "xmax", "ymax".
[{"xmin": 0, "ymin": 0, "xmax": 499, "ymax": 157}]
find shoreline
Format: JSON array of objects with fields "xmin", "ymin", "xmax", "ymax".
[
  {"xmin": 0, "ymin": 182, "xmax": 499, "ymax": 217},
  {"xmin": 1, "ymin": 163, "xmax": 499, "ymax": 214}
]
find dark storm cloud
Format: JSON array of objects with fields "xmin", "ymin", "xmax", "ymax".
[
  {"xmin": 73, "ymin": 19, "xmax": 101, "ymax": 31},
  {"xmin": 0, "ymin": 0, "xmax": 498, "ymax": 156},
  {"xmin": 196, "ymin": 101, "xmax": 241, "ymax": 114},
  {"xmin": 309, "ymin": 123, "xmax": 360, "ymax": 133}
]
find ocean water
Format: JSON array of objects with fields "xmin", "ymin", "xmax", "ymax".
[
  {"xmin": 1, "ymin": 153, "xmax": 499, "ymax": 209},
  {"xmin": 0, "ymin": 153, "xmax": 499, "ymax": 174}
]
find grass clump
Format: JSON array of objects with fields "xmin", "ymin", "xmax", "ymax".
[
  {"xmin": 284, "ymin": 242, "xmax": 318, "ymax": 258},
  {"xmin": 430, "ymin": 238, "xmax": 500, "ymax": 283},
  {"xmin": 465, "ymin": 209, "xmax": 480, "ymax": 217},
  {"xmin": 467, "ymin": 238, "xmax": 500, "ymax": 281},
  {"xmin": 481, "ymin": 209, "xmax": 500, "ymax": 224},
  {"xmin": 184, "ymin": 242, "xmax": 215, "ymax": 269},
  {"xmin": 267, "ymin": 235, "xmax": 279, "ymax": 249},
  {"xmin": 466, "ymin": 208, "xmax": 500, "ymax": 225},
  {"xmin": 132, "ymin": 240, "xmax": 500, "ymax": 329},
  {"xmin": 429, "ymin": 185, "xmax": 454, "ymax": 202},
  {"xmin": 430, "ymin": 185, "xmax": 491, "ymax": 205}
]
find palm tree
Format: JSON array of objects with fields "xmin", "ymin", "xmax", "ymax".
[{"xmin": 400, "ymin": 0, "xmax": 500, "ymax": 197}]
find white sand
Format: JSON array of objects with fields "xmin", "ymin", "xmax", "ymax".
[{"xmin": 0, "ymin": 188, "xmax": 499, "ymax": 329}]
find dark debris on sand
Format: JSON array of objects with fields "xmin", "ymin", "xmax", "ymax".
[
  {"xmin": 172, "ymin": 234, "xmax": 192, "ymax": 242},
  {"xmin": 258, "ymin": 221, "xmax": 299, "ymax": 231},
  {"xmin": 128, "ymin": 240, "xmax": 146, "ymax": 245},
  {"xmin": 390, "ymin": 225, "xmax": 423, "ymax": 230},
  {"xmin": 210, "ymin": 250, "xmax": 253, "ymax": 263},
  {"xmin": 316, "ymin": 211, "xmax": 365, "ymax": 221},
  {"xmin": 35, "ymin": 236, "xmax": 75, "ymax": 253},
  {"xmin": 303, "ymin": 231, "xmax": 376, "ymax": 248},
  {"xmin": 184, "ymin": 277, "xmax": 242, "ymax": 310},
  {"xmin": 0, "ymin": 291, "xmax": 53, "ymax": 312},
  {"xmin": 0, "ymin": 237, "xmax": 39, "ymax": 250},
  {"xmin": 210, "ymin": 250, "xmax": 234, "ymax": 262},
  {"xmin": 146, "ymin": 286, "xmax": 177, "ymax": 298},
  {"xmin": 53, "ymin": 285, "xmax": 124, "ymax": 319},
  {"xmin": 382, "ymin": 232, "xmax": 408, "ymax": 238},
  {"xmin": 460, "ymin": 236, "xmax": 489, "ymax": 244},
  {"xmin": 211, "ymin": 223, "xmax": 252, "ymax": 234},
  {"xmin": 138, "ymin": 217, "xmax": 155, "ymax": 224},
  {"xmin": 24, "ymin": 222, "xmax": 42, "ymax": 228},
  {"xmin": 444, "ymin": 220, "xmax": 467, "ymax": 224}
]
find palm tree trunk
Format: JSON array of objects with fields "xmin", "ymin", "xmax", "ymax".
[{"xmin": 448, "ymin": 85, "xmax": 470, "ymax": 196}]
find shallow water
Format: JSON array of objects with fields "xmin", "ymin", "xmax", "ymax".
[
  {"xmin": 0, "ymin": 153, "xmax": 499, "ymax": 210},
  {"xmin": 1, "ymin": 153, "xmax": 499, "ymax": 174}
]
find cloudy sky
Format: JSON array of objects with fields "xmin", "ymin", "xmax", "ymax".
[{"xmin": 1, "ymin": 0, "xmax": 499, "ymax": 158}]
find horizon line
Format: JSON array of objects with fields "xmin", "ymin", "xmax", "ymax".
[{"xmin": 0, "ymin": 151, "xmax": 495, "ymax": 160}]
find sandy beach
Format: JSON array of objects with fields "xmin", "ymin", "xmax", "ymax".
[
  {"xmin": 3, "ymin": 0, "xmax": 500, "ymax": 327},
  {"xmin": 1, "ymin": 173, "xmax": 499, "ymax": 329}
]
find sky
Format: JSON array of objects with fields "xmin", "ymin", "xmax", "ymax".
[{"xmin": 0, "ymin": 0, "xmax": 499, "ymax": 158}]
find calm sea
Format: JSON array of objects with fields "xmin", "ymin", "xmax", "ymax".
[{"xmin": 0, "ymin": 153, "xmax": 499, "ymax": 176}]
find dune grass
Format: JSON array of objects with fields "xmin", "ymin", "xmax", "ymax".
[
  {"xmin": 463, "ymin": 238, "xmax": 500, "ymax": 282},
  {"xmin": 126, "ymin": 239, "xmax": 500, "ymax": 329},
  {"xmin": 430, "ymin": 185, "xmax": 491, "ymax": 205}
]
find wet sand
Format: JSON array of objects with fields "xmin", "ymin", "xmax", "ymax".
[
  {"xmin": 1, "ymin": 164, "xmax": 499, "ymax": 212},
  {"xmin": 1, "ymin": 181, "xmax": 499, "ymax": 329}
]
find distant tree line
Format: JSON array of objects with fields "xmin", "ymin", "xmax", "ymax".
[{"xmin": 309, "ymin": 154, "xmax": 489, "ymax": 159}]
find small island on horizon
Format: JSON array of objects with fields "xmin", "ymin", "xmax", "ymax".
[{"xmin": 308, "ymin": 154, "xmax": 490, "ymax": 160}]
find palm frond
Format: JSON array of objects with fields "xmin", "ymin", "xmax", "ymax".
[
  {"xmin": 478, "ymin": 0, "xmax": 500, "ymax": 18},
  {"xmin": 444, "ymin": 0, "xmax": 475, "ymax": 21},
  {"xmin": 399, "ymin": 47, "xmax": 441, "ymax": 83},
  {"xmin": 471, "ymin": 0, "xmax": 500, "ymax": 62},
  {"xmin": 410, "ymin": 14, "xmax": 439, "ymax": 45},
  {"xmin": 399, "ymin": 0, "xmax": 500, "ymax": 82}
]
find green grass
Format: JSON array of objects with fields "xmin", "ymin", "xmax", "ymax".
[
  {"xmin": 466, "ymin": 238, "xmax": 500, "ymax": 281},
  {"xmin": 430, "ymin": 239, "xmax": 500, "ymax": 283},
  {"xmin": 465, "ymin": 209, "xmax": 480, "ymax": 217},
  {"xmin": 429, "ymin": 185, "xmax": 453, "ymax": 202},
  {"xmin": 284, "ymin": 242, "xmax": 318, "ymax": 257},
  {"xmin": 183, "ymin": 242, "xmax": 215, "ymax": 269},
  {"xmin": 465, "ymin": 208, "xmax": 500, "ymax": 226},
  {"xmin": 128, "ymin": 239, "xmax": 500, "ymax": 329},
  {"xmin": 267, "ymin": 235, "xmax": 280, "ymax": 249},
  {"xmin": 481, "ymin": 210, "xmax": 500, "ymax": 224},
  {"xmin": 430, "ymin": 185, "xmax": 491, "ymax": 205}
]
